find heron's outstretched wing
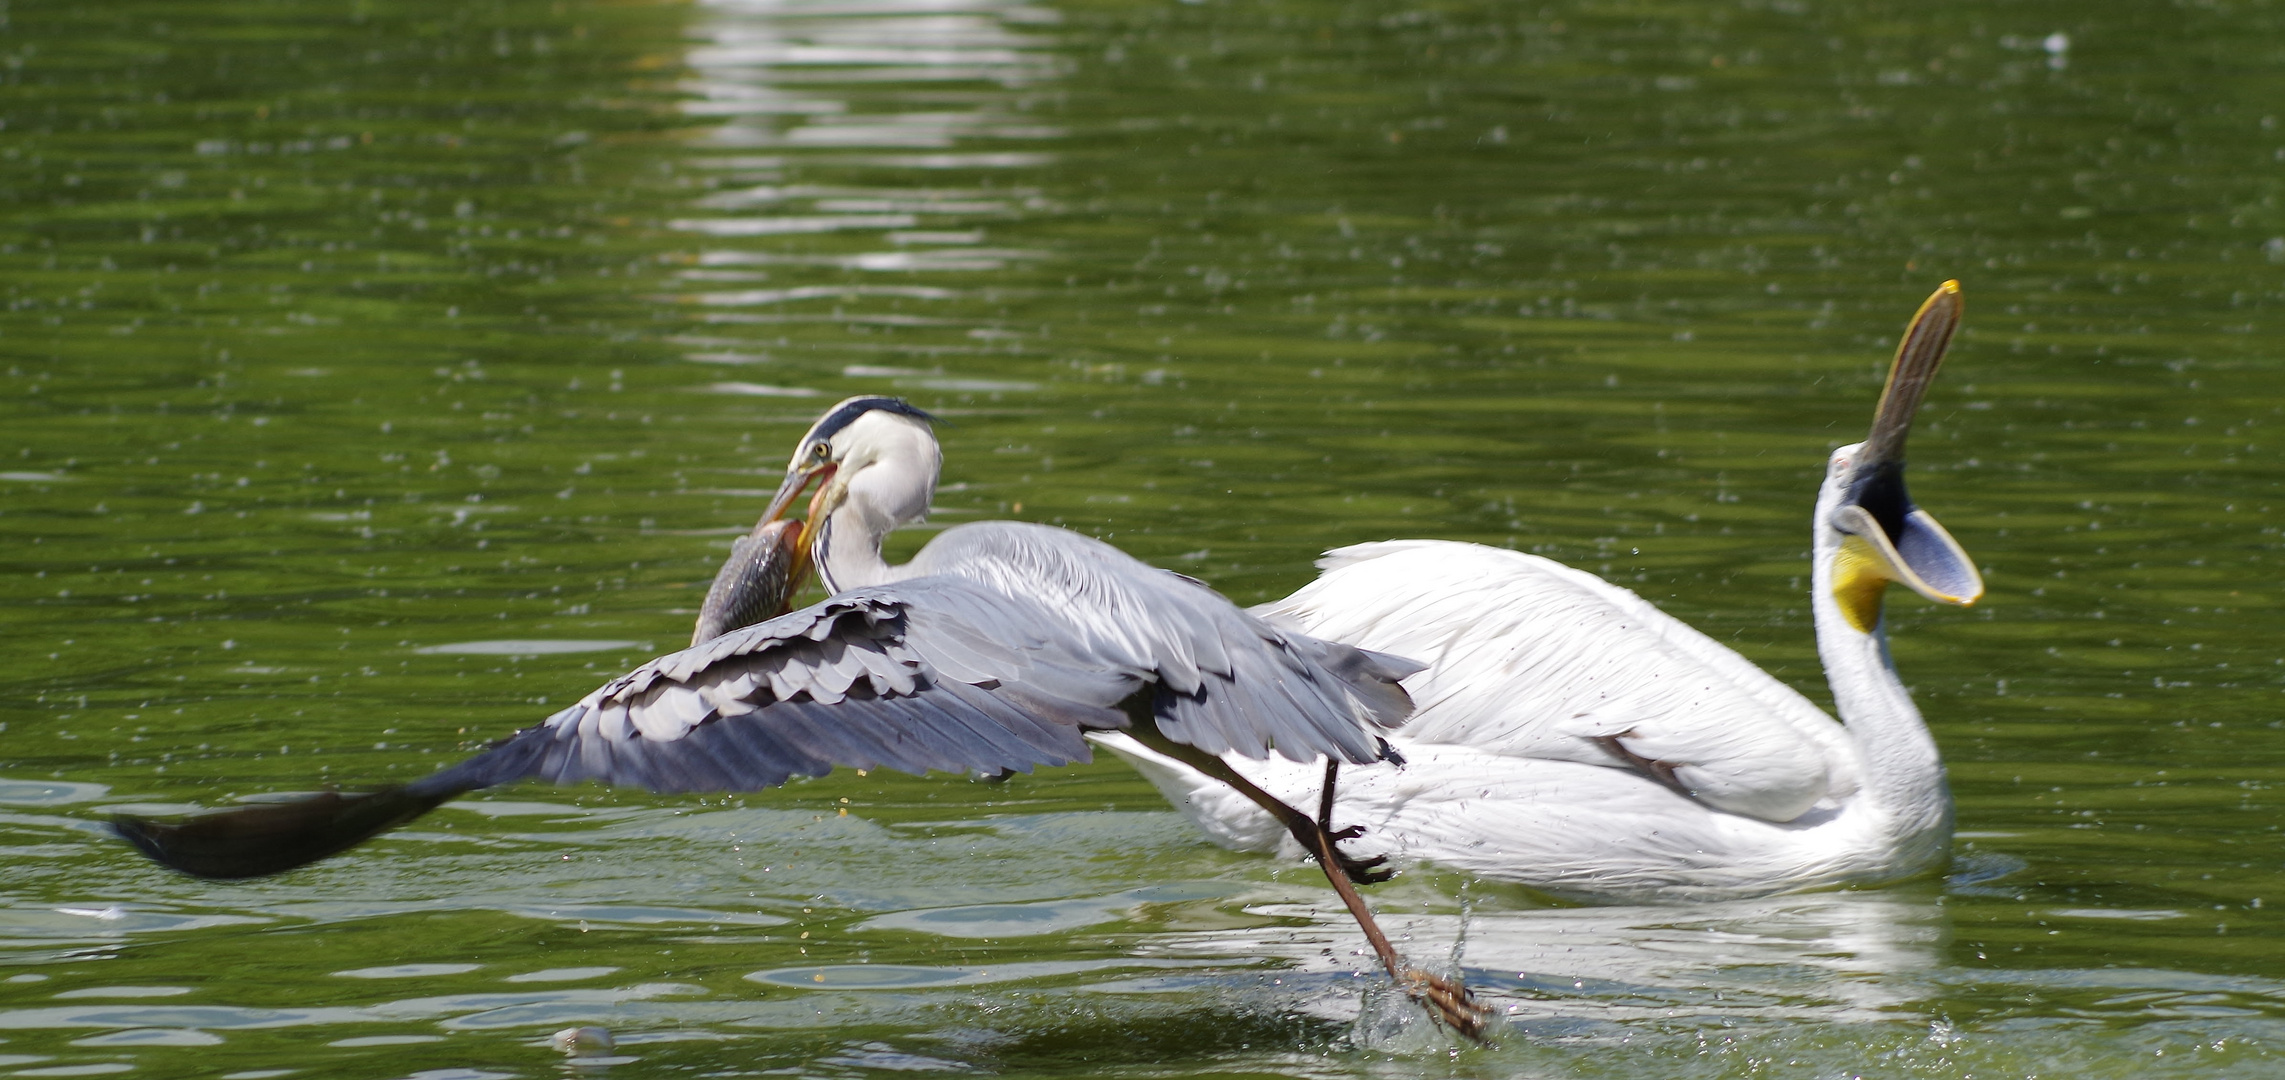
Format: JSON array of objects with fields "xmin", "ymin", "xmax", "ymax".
[
  {"xmin": 114, "ymin": 580, "xmax": 1113, "ymax": 879},
  {"xmin": 1254, "ymin": 539, "xmax": 1855, "ymax": 823},
  {"xmin": 909, "ymin": 521, "xmax": 1421, "ymax": 765},
  {"xmin": 436, "ymin": 582, "xmax": 1128, "ymax": 796},
  {"xmin": 429, "ymin": 522, "xmax": 1425, "ymax": 795},
  {"xmin": 116, "ymin": 558, "xmax": 1418, "ymax": 878}
]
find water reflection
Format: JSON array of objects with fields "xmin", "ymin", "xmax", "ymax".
[
  {"xmin": 669, "ymin": 0, "xmax": 1058, "ymax": 394},
  {"xmin": 5, "ymin": 787, "xmax": 2285, "ymax": 1074},
  {"xmin": 744, "ymin": 957, "xmax": 1220, "ymax": 989},
  {"xmin": 861, "ymin": 882, "xmax": 1239, "ymax": 938},
  {"xmin": 0, "ymin": 780, "xmax": 108, "ymax": 807},
  {"xmin": 1156, "ymin": 886, "xmax": 1949, "ymax": 1030}
]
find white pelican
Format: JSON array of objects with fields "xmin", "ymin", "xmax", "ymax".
[
  {"xmin": 112, "ymin": 395, "xmax": 1487, "ymax": 1034},
  {"xmin": 1099, "ymin": 282, "xmax": 1984, "ymax": 902}
]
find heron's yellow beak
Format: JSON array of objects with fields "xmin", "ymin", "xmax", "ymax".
[
  {"xmin": 775, "ymin": 516, "xmax": 817, "ymax": 613},
  {"xmin": 762, "ymin": 461, "xmax": 839, "ymax": 559},
  {"xmin": 762, "ymin": 462, "xmax": 828, "ymax": 527},
  {"xmin": 1830, "ymin": 281, "xmax": 1984, "ymax": 632}
]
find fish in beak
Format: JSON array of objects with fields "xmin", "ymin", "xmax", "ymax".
[
  {"xmin": 692, "ymin": 517, "xmax": 814, "ymax": 645},
  {"xmin": 689, "ymin": 445, "xmax": 845, "ymax": 645}
]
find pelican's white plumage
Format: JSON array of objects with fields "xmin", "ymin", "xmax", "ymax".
[
  {"xmin": 1101, "ymin": 538, "xmax": 1938, "ymax": 901},
  {"xmin": 1101, "ymin": 282, "xmax": 1982, "ymax": 902}
]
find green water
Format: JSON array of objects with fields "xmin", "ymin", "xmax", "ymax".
[{"xmin": 4, "ymin": 0, "xmax": 2285, "ymax": 1074}]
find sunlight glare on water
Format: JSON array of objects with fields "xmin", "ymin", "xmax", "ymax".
[{"xmin": 4, "ymin": 0, "xmax": 2285, "ymax": 1075}]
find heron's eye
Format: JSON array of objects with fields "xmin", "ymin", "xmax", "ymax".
[{"xmin": 810, "ymin": 442, "xmax": 829, "ymax": 460}]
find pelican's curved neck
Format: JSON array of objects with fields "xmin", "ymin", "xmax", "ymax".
[{"xmin": 1810, "ymin": 473, "xmax": 1950, "ymax": 844}]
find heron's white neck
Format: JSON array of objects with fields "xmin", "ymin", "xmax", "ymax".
[
  {"xmin": 808, "ymin": 414, "xmax": 940, "ymax": 593},
  {"xmin": 1809, "ymin": 474, "xmax": 1952, "ymax": 850},
  {"xmin": 813, "ymin": 508, "xmax": 903, "ymax": 592}
]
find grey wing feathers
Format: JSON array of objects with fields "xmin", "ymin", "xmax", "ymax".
[
  {"xmin": 116, "ymin": 521, "xmax": 1421, "ymax": 883},
  {"xmin": 910, "ymin": 521, "xmax": 1420, "ymax": 764},
  {"xmin": 115, "ymin": 586, "xmax": 1112, "ymax": 881},
  {"xmin": 1148, "ymin": 632, "xmax": 1411, "ymax": 764},
  {"xmin": 414, "ymin": 585, "xmax": 1109, "ymax": 797},
  {"xmin": 439, "ymin": 682, "xmax": 1092, "ymax": 795},
  {"xmin": 417, "ymin": 521, "xmax": 1418, "ymax": 799}
]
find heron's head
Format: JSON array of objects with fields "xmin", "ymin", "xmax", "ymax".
[
  {"xmin": 1816, "ymin": 280, "xmax": 1983, "ymax": 633},
  {"xmin": 761, "ymin": 396, "xmax": 942, "ymax": 547}
]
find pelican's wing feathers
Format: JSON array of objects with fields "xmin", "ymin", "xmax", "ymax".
[{"xmin": 1254, "ymin": 540, "xmax": 1858, "ymax": 823}]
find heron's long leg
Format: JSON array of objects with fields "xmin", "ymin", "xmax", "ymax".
[
  {"xmin": 1312, "ymin": 759, "xmax": 1379, "ymax": 873},
  {"xmin": 1124, "ymin": 724, "xmax": 1489, "ymax": 1039}
]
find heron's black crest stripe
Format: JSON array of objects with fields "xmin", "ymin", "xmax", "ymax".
[{"xmin": 804, "ymin": 396, "xmax": 939, "ymax": 445}]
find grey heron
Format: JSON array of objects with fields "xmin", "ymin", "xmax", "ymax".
[
  {"xmin": 1100, "ymin": 281, "xmax": 1983, "ymax": 901},
  {"xmin": 112, "ymin": 395, "xmax": 1490, "ymax": 1035}
]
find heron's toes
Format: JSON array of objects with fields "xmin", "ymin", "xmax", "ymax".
[
  {"xmin": 1319, "ymin": 824, "xmax": 1391, "ymax": 883},
  {"xmin": 1351, "ymin": 862, "xmax": 1396, "ymax": 886},
  {"xmin": 1335, "ymin": 849, "xmax": 1393, "ymax": 885},
  {"xmin": 1403, "ymin": 969, "xmax": 1493, "ymax": 1042}
]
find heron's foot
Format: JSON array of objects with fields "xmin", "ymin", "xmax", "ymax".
[
  {"xmin": 1329, "ymin": 843, "xmax": 1393, "ymax": 885},
  {"xmin": 1402, "ymin": 968, "xmax": 1493, "ymax": 1042},
  {"xmin": 1318, "ymin": 823, "xmax": 1394, "ymax": 884}
]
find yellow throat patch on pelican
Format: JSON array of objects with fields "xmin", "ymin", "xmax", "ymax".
[
  {"xmin": 1831, "ymin": 532, "xmax": 1892, "ymax": 634},
  {"xmin": 1830, "ymin": 504, "xmax": 1983, "ymax": 633}
]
